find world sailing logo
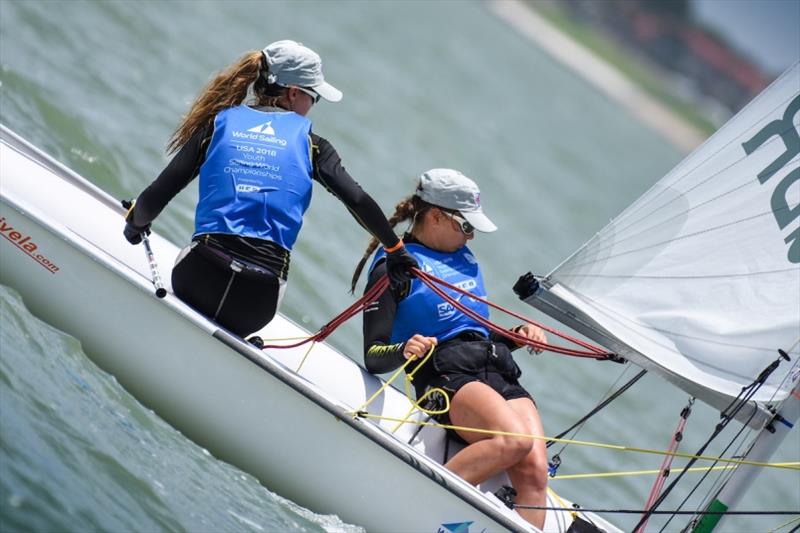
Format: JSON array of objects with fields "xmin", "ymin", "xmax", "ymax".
[
  {"xmin": 248, "ymin": 121, "xmax": 275, "ymax": 135},
  {"xmin": 742, "ymin": 94, "xmax": 800, "ymax": 264},
  {"xmin": 232, "ymin": 121, "xmax": 287, "ymax": 146}
]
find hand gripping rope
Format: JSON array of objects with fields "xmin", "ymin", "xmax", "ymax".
[
  {"xmin": 258, "ymin": 268, "xmax": 614, "ymax": 362},
  {"xmin": 409, "ymin": 267, "xmax": 615, "ymax": 360}
]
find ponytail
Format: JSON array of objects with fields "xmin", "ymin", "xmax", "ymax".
[
  {"xmin": 350, "ymin": 195, "xmax": 430, "ymax": 293},
  {"xmin": 167, "ymin": 50, "xmax": 283, "ymax": 153}
]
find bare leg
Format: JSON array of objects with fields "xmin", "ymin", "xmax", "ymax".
[
  {"xmin": 505, "ymin": 398, "xmax": 548, "ymax": 529},
  {"xmin": 444, "ymin": 381, "xmax": 535, "ymax": 484}
]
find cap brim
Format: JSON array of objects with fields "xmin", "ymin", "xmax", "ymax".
[
  {"xmin": 312, "ymin": 81, "xmax": 342, "ymax": 102},
  {"xmin": 461, "ymin": 210, "xmax": 497, "ymax": 233}
]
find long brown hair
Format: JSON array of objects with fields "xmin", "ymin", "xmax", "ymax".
[
  {"xmin": 167, "ymin": 51, "xmax": 288, "ymax": 154},
  {"xmin": 350, "ymin": 195, "xmax": 435, "ymax": 292}
]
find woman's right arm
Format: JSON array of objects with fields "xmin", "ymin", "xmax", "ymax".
[
  {"xmin": 363, "ymin": 260, "xmax": 437, "ymax": 373},
  {"xmin": 363, "ymin": 259, "xmax": 407, "ymax": 374},
  {"xmin": 127, "ymin": 128, "xmax": 209, "ymax": 230}
]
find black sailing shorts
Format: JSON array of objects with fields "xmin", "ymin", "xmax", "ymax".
[
  {"xmin": 414, "ymin": 336, "xmax": 534, "ymax": 442},
  {"xmin": 171, "ymin": 241, "xmax": 282, "ymax": 337}
]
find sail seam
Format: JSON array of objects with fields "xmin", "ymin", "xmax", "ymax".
[
  {"xmin": 560, "ymin": 268, "xmax": 797, "ymax": 280},
  {"xmin": 560, "ymin": 210, "xmax": 779, "ymax": 271},
  {"xmin": 609, "ymin": 90, "xmax": 800, "ymax": 232},
  {"xmin": 576, "ymin": 153, "xmax": 800, "ymax": 257}
]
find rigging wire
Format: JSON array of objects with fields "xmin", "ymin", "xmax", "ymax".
[
  {"xmin": 252, "ymin": 265, "xmax": 799, "ymax": 529},
  {"xmin": 549, "ymin": 367, "xmax": 646, "ymax": 450},
  {"xmin": 510, "ymin": 505, "xmax": 799, "ymax": 517},
  {"xmin": 352, "ymin": 412, "xmax": 799, "ymax": 470},
  {"xmin": 633, "ymin": 352, "xmax": 789, "ymax": 532},
  {"xmin": 767, "ymin": 516, "xmax": 800, "ymax": 533},
  {"xmin": 636, "ymin": 397, "xmax": 695, "ymax": 533},
  {"xmin": 544, "ymin": 365, "xmax": 645, "ymax": 478},
  {"xmin": 694, "ymin": 427, "xmax": 755, "ymax": 515},
  {"xmin": 543, "ymin": 463, "xmax": 799, "ymax": 481},
  {"xmin": 674, "ymin": 342, "xmax": 800, "ymax": 531},
  {"xmin": 657, "ymin": 407, "xmax": 758, "ymax": 533},
  {"xmin": 690, "ymin": 416, "xmax": 760, "ymax": 526}
]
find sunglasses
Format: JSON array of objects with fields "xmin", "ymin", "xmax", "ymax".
[
  {"xmin": 296, "ymin": 86, "xmax": 321, "ymax": 104},
  {"xmin": 444, "ymin": 210, "xmax": 475, "ymax": 235}
]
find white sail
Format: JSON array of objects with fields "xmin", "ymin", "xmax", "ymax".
[{"xmin": 536, "ymin": 63, "xmax": 800, "ymax": 413}]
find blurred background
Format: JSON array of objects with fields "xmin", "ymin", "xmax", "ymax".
[
  {"xmin": 527, "ymin": 0, "xmax": 799, "ymax": 132},
  {"xmin": 1, "ymin": 1, "xmax": 798, "ymax": 532}
]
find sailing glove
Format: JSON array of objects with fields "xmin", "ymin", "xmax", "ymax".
[
  {"xmin": 122, "ymin": 202, "xmax": 150, "ymax": 245},
  {"xmin": 123, "ymin": 221, "xmax": 151, "ymax": 245},
  {"xmin": 385, "ymin": 245, "xmax": 418, "ymax": 290}
]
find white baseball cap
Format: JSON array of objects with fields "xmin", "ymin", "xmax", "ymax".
[
  {"xmin": 416, "ymin": 168, "xmax": 497, "ymax": 233},
  {"xmin": 262, "ymin": 40, "xmax": 342, "ymax": 103}
]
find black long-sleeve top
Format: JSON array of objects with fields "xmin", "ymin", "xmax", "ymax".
[
  {"xmin": 362, "ymin": 235, "xmax": 520, "ymax": 375},
  {"xmin": 129, "ymin": 107, "xmax": 399, "ymax": 279}
]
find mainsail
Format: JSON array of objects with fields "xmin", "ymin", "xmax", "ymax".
[{"xmin": 524, "ymin": 63, "xmax": 800, "ymax": 426}]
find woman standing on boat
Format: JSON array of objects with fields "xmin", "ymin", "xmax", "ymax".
[
  {"xmin": 123, "ymin": 40, "xmax": 416, "ymax": 337},
  {"xmin": 352, "ymin": 168, "xmax": 549, "ymax": 529}
]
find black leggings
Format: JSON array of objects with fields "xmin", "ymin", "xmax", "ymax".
[{"xmin": 171, "ymin": 244, "xmax": 281, "ymax": 337}]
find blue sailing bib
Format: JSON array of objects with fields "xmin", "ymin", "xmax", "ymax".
[
  {"xmin": 370, "ymin": 243, "xmax": 490, "ymax": 343},
  {"xmin": 194, "ymin": 105, "xmax": 313, "ymax": 250}
]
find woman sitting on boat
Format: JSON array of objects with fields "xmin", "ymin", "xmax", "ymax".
[
  {"xmin": 123, "ymin": 40, "xmax": 416, "ymax": 337},
  {"xmin": 351, "ymin": 168, "xmax": 549, "ymax": 529}
]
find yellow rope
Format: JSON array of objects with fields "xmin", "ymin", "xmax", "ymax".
[
  {"xmin": 349, "ymin": 345, "xmax": 451, "ymax": 433},
  {"xmin": 354, "ymin": 413, "xmax": 800, "ymax": 471},
  {"xmin": 547, "ymin": 463, "xmax": 800, "ymax": 481},
  {"xmin": 261, "ymin": 335, "xmax": 312, "ymax": 342},
  {"xmin": 767, "ymin": 516, "xmax": 800, "ymax": 533},
  {"xmin": 352, "ymin": 357, "xmax": 418, "ymax": 417},
  {"xmin": 295, "ymin": 340, "xmax": 317, "ymax": 373},
  {"xmin": 344, "ymin": 342, "xmax": 799, "ymax": 473},
  {"xmin": 547, "ymin": 487, "xmax": 577, "ymax": 521},
  {"xmin": 392, "ymin": 386, "xmax": 450, "ymax": 433}
]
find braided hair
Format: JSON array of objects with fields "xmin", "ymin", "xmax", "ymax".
[{"xmin": 350, "ymin": 194, "xmax": 435, "ymax": 292}]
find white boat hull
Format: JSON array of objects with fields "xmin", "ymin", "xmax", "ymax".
[{"xmin": 0, "ymin": 126, "xmax": 619, "ymax": 533}]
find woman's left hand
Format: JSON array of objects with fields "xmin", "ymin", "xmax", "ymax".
[{"xmin": 515, "ymin": 324, "xmax": 547, "ymax": 354}]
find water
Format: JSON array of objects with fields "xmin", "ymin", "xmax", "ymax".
[{"xmin": 0, "ymin": 1, "xmax": 797, "ymax": 532}]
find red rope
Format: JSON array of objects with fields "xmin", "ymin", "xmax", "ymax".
[
  {"xmin": 636, "ymin": 401, "xmax": 692, "ymax": 533},
  {"xmin": 261, "ymin": 275, "xmax": 389, "ymax": 350},
  {"xmin": 262, "ymin": 268, "xmax": 612, "ymax": 360},
  {"xmin": 412, "ymin": 267, "xmax": 612, "ymax": 359}
]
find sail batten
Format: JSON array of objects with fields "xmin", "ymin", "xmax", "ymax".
[{"xmin": 530, "ymin": 63, "xmax": 800, "ymax": 419}]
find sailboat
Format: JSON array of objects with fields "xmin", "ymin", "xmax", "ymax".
[
  {"xmin": 1, "ymin": 59, "xmax": 798, "ymax": 532},
  {"xmin": 0, "ymin": 134, "xmax": 614, "ymax": 531},
  {"xmin": 516, "ymin": 62, "xmax": 800, "ymax": 531}
]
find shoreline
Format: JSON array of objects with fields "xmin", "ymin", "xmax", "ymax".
[{"xmin": 489, "ymin": 0, "xmax": 708, "ymax": 152}]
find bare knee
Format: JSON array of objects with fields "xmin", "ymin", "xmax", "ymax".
[
  {"xmin": 511, "ymin": 447, "xmax": 549, "ymax": 490},
  {"xmin": 494, "ymin": 434, "xmax": 534, "ymax": 466}
]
